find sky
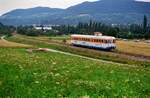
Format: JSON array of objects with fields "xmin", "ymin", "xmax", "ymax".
[{"xmin": 0, "ymin": 0, "xmax": 150, "ymax": 15}]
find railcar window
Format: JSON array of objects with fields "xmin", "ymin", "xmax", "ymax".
[
  {"xmin": 96, "ymin": 39, "xmax": 98, "ymax": 42},
  {"xmin": 100, "ymin": 39, "xmax": 101, "ymax": 42},
  {"xmin": 113, "ymin": 40, "xmax": 116, "ymax": 43},
  {"xmin": 87, "ymin": 38, "xmax": 89, "ymax": 41},
  {"xmin": 102, "ymin": 40, "xmax": 105, "ymax": 43},
  {"xmin": 100, "ymin": 40, "xmax": 102, "ymax": 43},
  {"xmin": 108, "ymin": 40, "xmax": 112, "ymax": 43},
  {"xmin": 110, "ymin": 40, "xmax": 112, "ymax": 43},
  {"xmin": 111, "ymin": 40, "xmax": 113, "ymax": 43},
  {"xmin": 105, "ymin": 40, "xmax": 108, "ymax": 43},
  {"xmin": 99, "ymin": 39, "xmax": 101, "ymax": 43},
  {"xmin": 95, "ymin": 39, "xmax": 98, "ymax": 42},
  {"xmin": 92, "ymin": 39, "xmax": 94, "ymax": 42}
]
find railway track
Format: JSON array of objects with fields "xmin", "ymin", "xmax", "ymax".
[{"xmin": 12, "ymin": 35, "xmax": 150, "ymax": 62}]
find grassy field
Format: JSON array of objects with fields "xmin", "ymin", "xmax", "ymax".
[
  {"xmin": 8, "ymin": 35, "xmax": 150, "ymax": 67},
  {"xmin": 0, "ymin": 35, "xmax": 149, "ymax": 97},
  {"xmin": 0, "ymin": 48, "xmax": 150, "ymax": 97},
  {"xmin": 116, "ymin": 40, "xmax": 150, "ymax": 57}
]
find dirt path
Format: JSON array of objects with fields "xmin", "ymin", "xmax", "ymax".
[{"xmin": 32, "ymin": 48, "xmax": 139, "ymax": 68}]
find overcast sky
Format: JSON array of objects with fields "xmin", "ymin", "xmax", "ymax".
[{"xmin": 0, "ymin": 0, "xmax": 150, "ymax": 15}]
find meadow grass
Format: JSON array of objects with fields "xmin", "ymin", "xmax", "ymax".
[
  {"xmin": 8, "ymin": 35, "xmax": 150, "ymax": 67},
  {"xmin": 0, "ymin": 48, "xmax": 150, "ymax": 97},
  {"xmin": 116, "ymin": 40, "xmax": 150, "ymax": 57}
]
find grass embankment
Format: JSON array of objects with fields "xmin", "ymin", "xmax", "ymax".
[
  {"xmin": 50, "ymin": 36, "xmax": 150, "ymax": 57},
  {"xmin": 8, "ymin": 35, "xmax": 150, "ymax": 67},
  {"xmin": 27, "ymin": 35, "xmax": 150, "ymax": 57},
  {"xmin": 0, "ymin": 36, "xmax": 31, "ymax": 48},
  {"xmin": 0, "ymin": 48, "xmax": 150, "ymax": 97}
]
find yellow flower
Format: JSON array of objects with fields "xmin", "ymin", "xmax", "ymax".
[
  {"xmin": 0, "ymin": 81, "xmax": 2, "ymax": 86},
  {"xmin": 56, "ymin": 82, "xmax": 60, "ymax": 85},
  {"xmin": 81, "ymin": 95, "xmax": 90, "ymax": 98},
  {"xmin": 35, "ymin": 81, "xmax": 40, "ymax": 84},
  {"xmin": 52, "ymin": 62, "xmax": 57, "ymax": 65}
]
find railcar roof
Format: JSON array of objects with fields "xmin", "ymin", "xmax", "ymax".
[{"xmin": 71, "ymin": 34, "xmax": 116, "ymax": 39}]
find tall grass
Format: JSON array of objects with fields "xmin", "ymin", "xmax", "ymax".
[{"xmin": 0, "ymin": 48, "xmax": 150, "ymax": 97}]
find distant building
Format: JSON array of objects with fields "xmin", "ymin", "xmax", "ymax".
[
  {"xmin": 43, "ymin": 26, "xmax": 52, "ymax": 30},
  {"xmin": 34, "ymin": 25, "xmax": 52, "ymax": 30},
  {"xmin": 94, "ymin": 32, "xmax": 102, "ymax": 36}
]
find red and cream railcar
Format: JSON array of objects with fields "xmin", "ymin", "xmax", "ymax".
[{"xmin": 71, "ymin": 34, "xmax": 116, "ymax": 50}]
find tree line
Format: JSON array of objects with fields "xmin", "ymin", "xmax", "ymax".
[
  {"xmin": 0, "ymin": 15, "xmax": 150, "ymax": 39},
  {"xmin": 0, "ymin": 23, "xmax": 14, "ymax": 36},
  {"xmin": 53, "ymin": 15, "xmax": 150, "ymax": 39}
]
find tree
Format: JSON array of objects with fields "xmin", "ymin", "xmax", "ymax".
[
  {"xmin": 143, "ymin": 15, "xmax": 148, "ymax": 33},
  {"xmin": 0, "ymin": 22, "xmax": 4, "ymax": 27}
]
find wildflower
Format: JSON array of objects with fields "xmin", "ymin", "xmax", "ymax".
[
  {"xmin": 15, "ymin": 76, "xmax": 19, "ymax": 79},
  {"xmin": 50, "ymin": 72, "xmax": 54, "ymax": 75},
  {"xmin": 52, "ymin": 62, "xmax": 57, "ymax": 65},
  {"xmin": 55, "ymin": 73, "xmax": 60, "ymax": 77},
  {"xmin": 81, "ymin": 95, "xmax": 90, "ymax": 98},
  {"xmin": 35, "ymin": 81, "xmax": 40, "ymax": 84},
  {"xmin": 137, "ymin": 79, "xmax": 140, "ymax": 82},
  {"xmin": 110, "ymin": 70, "xmax": 114, "ymax": 74},
  {"xmin": 33, "ymin": 73, "xmax": 37, "ymax": 75},
  {"xmin": 0, "ymin": 81, "xmax": 2, "ymax": 86},
  {"xmin": 56, "ymin": 82, "xmax": 60, "ymax": 85},
  {"xmin": 57, "ymin": 94, "xmax": 62, "ymax": 97},
  {"xmin": 125, "ymin": 79, "xmax": 130, "ymax": 83},
  {"xmin": 123, "ymin": 96, "xmax": 127, "ymax": 98},
  {"xmin": 106, "ymin": 86, "xmax": 111, "ymax": 90},
  {"xmin": 18, "ymin": 65, "xmax": 24, "ymax": 70}
]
